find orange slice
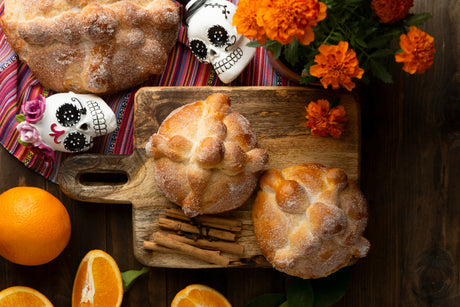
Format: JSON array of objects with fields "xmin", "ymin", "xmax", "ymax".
[
  {"xmin": 0, "ymin": 286, "xmax": 53, "ymax": 306},
  {"xmin": 72, "ymin": 250, "xmax": 123, "ymax": 307},
  {"xmin": 171, "ymin": 284, "xmax": 232, "ymax": 307}
]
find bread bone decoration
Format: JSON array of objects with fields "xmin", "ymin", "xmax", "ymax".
[
  {"xmin": 146, "ymin": 93, "xmax": 268, "ymax": 217},
  {"xmin": 16, "ymin": 92, "xmax": 117, "ymax": 158},
  {"xmin": 252, "ymin": 163, "xmax": 370, "ymax": 279},
  {"xmin": 177, "ymin": 0, "xmax": 255, "ymax": 84},
  {"xmin": 0, "ymin": 0, "xmax": 180, "ymax": 94}
]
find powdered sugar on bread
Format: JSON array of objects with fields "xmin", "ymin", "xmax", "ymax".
[
  {"xmin": 1, "ymin": 0, "xmax": 180, "ymax": 94},
  {"xmin": 146, "ymin": 93, "xmax": 269, "ymax": 217},
  {"xmin": 252, "ymin": 163, "xmax": 370, "ymax": 279}
]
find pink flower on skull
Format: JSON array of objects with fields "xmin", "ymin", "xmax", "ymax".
[
  {"xmin": 20, "ymin": 95, "xmax": 46, "ymax": 123},
  {"xmin": 17, "ymin": 122, "xmax": 41, "ymax": 146},
  {"xmin": 37, "ymin": 143, "xmax": 56, "ymax": 161}
]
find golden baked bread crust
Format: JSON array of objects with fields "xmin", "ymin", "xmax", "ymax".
[
  {"xmin": 146, "ymin": 93, "xmax": 269, "ymax": 217},
  {"xmin": 0, "ymin": 0, "xmax": 180, "ymax": 94},
  {"xmin": 252, "ymin": 163, "xmax": 369, "ymax": 279}
]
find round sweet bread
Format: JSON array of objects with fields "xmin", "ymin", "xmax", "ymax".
[
  {"xmin": 146, "ymin": 93, "xmax": 268, "ymax": 217},
  {"xmin": 252, "ymin": 163, "xmax": 370, "ymax": 279},
  {"xmin": 0, "ymin": 0, "xmax": 180, "ymax": 94}
]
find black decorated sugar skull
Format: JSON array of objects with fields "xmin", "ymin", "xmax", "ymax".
[{"xmin": 183, "ymin": 0, "xmax": 255, "ymax": 83}]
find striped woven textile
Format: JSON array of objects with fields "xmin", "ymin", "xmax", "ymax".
[{"xmin": 0, "ymin": 0, "xmax": 294, "ymax": 183}]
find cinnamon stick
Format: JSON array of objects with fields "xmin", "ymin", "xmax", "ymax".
[
  {"xmin": 152, "ymin": 233, "xmax": 230, "ymax": 267},
  {"xmin": 143, "ymin": 241, "xmax": 190, "ymax": 255},
  {"xmin": 164, "ymin": 208, "xmax": 242, "ymax": 232},
  {"xmin": 166, "ymin": 233, "xmax": 244, "ymax": 256},
  {"xmin": 158, "ymin": 217, "xmax": 235, "ymax": 241},
  {"xmin": 143, "ymin": 240, "xmax": 242, "ymax": 263}
]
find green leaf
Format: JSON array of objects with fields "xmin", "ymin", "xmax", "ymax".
[
  {"xmin": 367, "ymin": 36, "xmax": 393, "ymax": 49},
  {"xmin": 247, "ymin": 41, "xmax": 263, "ymax": 48},
  {"xmin": 312, "ymin": 267, "xmax": 352, "ymax": 307},
  {"xmin": 285, "ymin": 39, "xmax": 300, "ymax": 67},
  {"xmin": 279, "ymin": 301, "xmax": 289, "ymax": 307},
  {"xmin": 244, "ymin": 293, "xmax": 286, "ymax": 307},
  {"xmin": 272, "ymin": 44, "xmax": 283, "ymax": 60},
  {"xmin": 381, "ymin": 28, "xmax": 404, "ymax": 38},
  {"xmin": 347, "ymin": 0, "xmax": 365, "ymax": 4},
  {"xmin": 330, "ymin": 32, "xmax": 345, "ymax": 42},
  {"xmin": 405, "ymin": 13, "xmax": 433, "ymax": 26},
  {"xmin": 15, "ymin": 114, "xmax": 26, "ymax": 123},
  {"xmin": 264, "ymin": 39, "xmax": 282, "ymax": 50},
  {"xmin": 121, "ymin": 267, "xmax": 149, "ymax": 293},
  {"xmin": 17, "ymin": 138, "xmax": 30, "ymax": 147},
  {"xmin": 370, "ymin": 49, "xmax": 396, "ymax": 58},
  {"xmin": 287, "ymin": 278, "xmax": 314, "ymax": 307},
  {"xmin": 364, "ymin": 27, "xmax": 378, "ymax": 37},
  {"xmin": 300, "ymin": 76, "xmax": 317, "ymax": 86},
  {"xmin": 370, "ymin": 59, "xmax": 393, "ymax": 83}
]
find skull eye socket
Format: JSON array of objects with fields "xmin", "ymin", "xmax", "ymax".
[
  {"xmin": 208, "ymin": 25, "xmax": 228, "ymax": 47},
  {"xmin": 190, "ymin": 39, "xmax": 207, "ymax": 60},
  {"xmin": 56, "ymin": 103, "xmax": 81, "ymax": 127},
  {"xmin": 64, "ymin": 131, "xmax": 89, "ymax": 152}
]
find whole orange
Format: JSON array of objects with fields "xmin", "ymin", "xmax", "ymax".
[{"xmin": 0, "ymin": 186, "xmax": 71, "ymax": 266}]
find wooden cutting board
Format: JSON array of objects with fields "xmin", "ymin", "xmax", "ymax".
[{"xmin": 58, "ymin": 86, "xmax": 361, "ymax": 268}]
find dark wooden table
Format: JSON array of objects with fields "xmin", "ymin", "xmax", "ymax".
[{"xmin": 0, "ymin": 0, "xmax": 458, "ymax": 306}]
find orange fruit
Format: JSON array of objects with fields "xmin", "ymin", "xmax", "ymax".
[
  {"xmin": 171, "ymin": 284, "xmax": 232, "ymax": 307},
  {"xmin": 0, "ymin": 286, "xmax": 53, "ymax": 306},
  {"xmin": 0, "ymin": 186, "xmax": 71, "ymax": 266},
  {"xmin": 72, "ymin": 249, "xmax": 123, "ymax": 307}
]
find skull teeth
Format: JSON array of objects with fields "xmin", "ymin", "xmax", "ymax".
[
  {"xmin": 214, "ymin": 47, "xmax": 243, "ymax": 75},
  {"xmin": 87, "ymin": 100, "xmax": 108, "ymax": 136}
]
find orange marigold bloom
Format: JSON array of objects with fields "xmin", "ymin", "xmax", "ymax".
[
  {"xmin": 305, "ymin": 99, "xmax": 347, "ymax": 138},
  {"xmin": 371, "ymin": 0, "xmax": 413, "ymax": 24},
  {"xmin": 310, "ymin": 41, "xmax": 364, "ymax": 91},
  {"xmin": 233, "ymin": 0, "xmax": 267, "ymax": 43},
  {"xmin": 395, "ymin": 26, "xmax": 435, "ymax": 74},
  {"xmin": 256, "ymin": 0, "xmax": 327, "ymax": 45}
]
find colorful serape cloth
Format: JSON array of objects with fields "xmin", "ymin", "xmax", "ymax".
[{"xmin": 0, "ymin": 1, "xmax": 295, "ymax": 183}]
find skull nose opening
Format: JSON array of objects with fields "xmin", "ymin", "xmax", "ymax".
[{"xmin": 79, "ymin": 123, "xmax": 88, "ymax": 131}]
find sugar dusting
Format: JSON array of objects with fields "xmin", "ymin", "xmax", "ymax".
[
  {"xmin": 151, "ymin": 94, "xmax": 268, "ymax": 215},
  {"xmin": 3, "ymin": 0, "xmax": 180, "ymax": 93},
  {"xmin": 254, "ymin": 164, "xmax": 370, "ymax": 278}
]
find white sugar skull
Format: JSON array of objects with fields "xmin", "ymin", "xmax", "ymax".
[
  {"xmin": 185, "ymin": 0, "xmax": 255, "ymax": 83},
  {"xmin": 17, "ymin": 92, "xmax": 117, "ymax": 155}
]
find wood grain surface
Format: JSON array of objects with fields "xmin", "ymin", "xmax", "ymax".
[
  {"xmin": 58, "ymin": 86, "xmax": 361, "ymax": 268},
  {"xmin": 0, "ymin": 0, "xmax": 458, "ymax": 306}
]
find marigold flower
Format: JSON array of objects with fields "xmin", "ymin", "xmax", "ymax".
[
  {"xmin": 255, "ymin": 0, "xmax": 327, "ymax": 45},
  {"xmin": 310, "ymin": 41, "xmax": 364, "ymax": 91},
  {"xmin": 305, "ymin": 99, "xmax": 347, "ymax": 138},
  {"xmin": 371, "ymin": 0, "xmax": 413, "ymax": 24},
  {"xmin": 395, "ymin": 26, "xmax": 435, "ymax": 74},
  {"xmin": 233, "ymin": 0, "xmax": 267, "ymax": 43}
]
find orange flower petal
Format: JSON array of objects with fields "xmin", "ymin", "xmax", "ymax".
[
  {"xmin": 255, "ymin": 0, "xmax": 326, "ymax": 45},
  {"xmin": 395, "ymin": 26, "xmax": 435, "ymax": 74},
  {"xmin": 371, "ymin": 0, "xmax": 414, "ymax": 24},
  {"xmin": 305, "ymin": 100, "xmax": 347, "ymax": 138},
  {"xmin": 310, "ymin": 42, "xmax": 363, "ymax": 91},
  {"xmin": 233, "ymin": 0, "xmax": 266, "ymax": 42}
]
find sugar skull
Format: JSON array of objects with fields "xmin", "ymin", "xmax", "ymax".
[
  {"xmin": 183, "ymin": 0, "xmax": 255, "ymax": 83},
  {"xmin": 17, "ymin": 92, "xmax": 117, "ymax": 156}
]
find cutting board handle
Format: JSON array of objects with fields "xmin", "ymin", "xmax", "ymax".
[{"xmin": 58, "ymin": 151, "xmax": 152, "ymax": 205}]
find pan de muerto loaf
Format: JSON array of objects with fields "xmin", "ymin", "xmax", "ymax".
[
  {"xmin": 252, "ymin": 163, "xmax": 369, "ymax": 279},
  {"xmin": 146, "ymin": 93, "xmax": 268, "ymax": 217},
  {"xmin": 0, "ymin": 0, "xmax": 180, "ymax": 94}
]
